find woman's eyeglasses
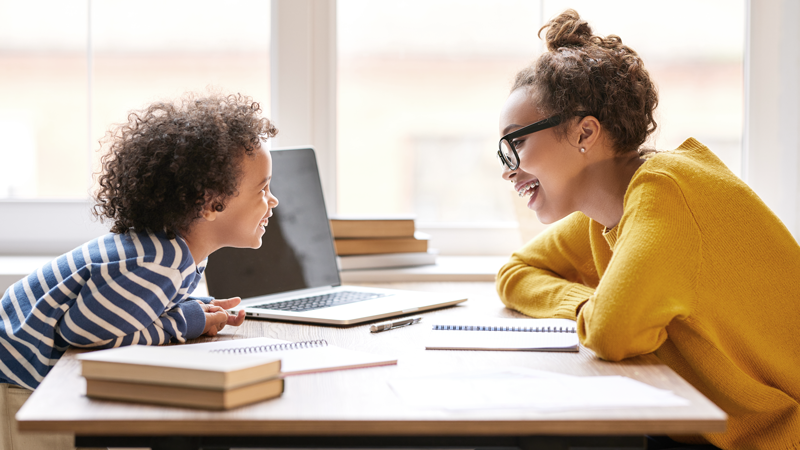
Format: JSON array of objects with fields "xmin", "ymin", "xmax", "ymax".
[{"xmin": 497, "ymin": 115, "xmax": 562, "ymax": 170}]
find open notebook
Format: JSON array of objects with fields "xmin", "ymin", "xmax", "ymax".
[
  {"xmin": 183, "ymin": 337, "xmax": 397, "ymax": 375},
  {"xmin": 425, "ymin": 318, "xmax": 579, "ymax": 352}
]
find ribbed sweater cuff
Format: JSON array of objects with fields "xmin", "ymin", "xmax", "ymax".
[
  {"xmin": 180, "ymin": 300, "xmax": 206, "ymax": 340},
  {"xmin": 560, "ymin": 284, "xmax": 596, "ymax": 318}
]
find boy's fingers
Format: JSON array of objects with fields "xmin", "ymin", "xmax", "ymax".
[
  {"xmin": 227, "ymin": 309, "xmax": 246, "ymax": 326},
  {"xmin": 199, "ymin": 302, "xmax": 223, "ymax": 312},
  {"xmin": 204, "ymin": 309, "xmax": 228, "ymax": 333},
  {"xmin": 211, "ymin": 297, "xmax": 241, "ymax": 309}
]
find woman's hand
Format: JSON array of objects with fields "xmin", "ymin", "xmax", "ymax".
[{"xmin": 198, "ymin": 297, "xmax": 246, "ymax": 336}]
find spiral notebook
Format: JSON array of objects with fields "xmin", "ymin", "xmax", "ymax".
[
  {"xmin": 183, "ymin": 337, "xmax": 397, "ymax": 375},
  {"xmin": 425, "ymin": 318, "xmax": 579, "ymax": 352}
]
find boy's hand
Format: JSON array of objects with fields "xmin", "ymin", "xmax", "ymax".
[{"xmin": 198, "ymin": 297, "xmax": 246, "ymax": 336}]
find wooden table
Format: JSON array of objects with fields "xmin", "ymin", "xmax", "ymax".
[{"xmin": 16, "ymin": 282, "xmax": 726, "ymax": 450}]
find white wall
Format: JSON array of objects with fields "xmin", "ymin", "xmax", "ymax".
[
  {"xmin": 0, "ymin": 200, "xmax": 109, "ymax": 255},
  {"xmin": 744, "ymin": 0, "xmax": 800, "ymax": 237},
  {"xmin": 270, "ymin": 0, "xmax": 338, "ymax": 214}
]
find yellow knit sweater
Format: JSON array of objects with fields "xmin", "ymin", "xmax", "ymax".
[{"xmin": 496, "ymin": 138, "xmax": 800, "ymax": 450}]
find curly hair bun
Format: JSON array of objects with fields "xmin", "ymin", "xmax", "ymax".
[
  {"xmin": 540, "ymin": 9, "xmax": 593, "ymax": 51},
  {"xmin": 513, "ymin": 9, "xmax": 658, "ymax": 155}
]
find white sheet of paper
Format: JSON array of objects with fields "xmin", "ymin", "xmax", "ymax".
[{"xmin": 388, "ymin": 367, "xmax": 689, "ymax": 412}]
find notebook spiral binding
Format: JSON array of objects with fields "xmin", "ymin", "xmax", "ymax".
[
  {"xmin": 209, "ymin": 339, "xmax": 329, "ymax": 354},
  {"xmin": 431, "ymin": 325, "xmax": 577, "ymax": 333}
]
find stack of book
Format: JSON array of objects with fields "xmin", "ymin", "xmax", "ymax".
[
  {"xmin": 329, "ymin": 216, "xmax": 437, "ymax": 270},
  {"xmin": 78, "ymin": 345, "xmax": 283, "ymax": 410}
]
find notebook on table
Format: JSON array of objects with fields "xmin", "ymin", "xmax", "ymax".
[
  {"xmin": 183, "ymin": 337, "xmax": 397, "ymax": 376},
  {"xmin": 205, "ymin": 147, "xmax": 467, "ymax": 326},
  {"xmin": 425, "ymin": 318, "xmax": 580, "ymax": 352}
]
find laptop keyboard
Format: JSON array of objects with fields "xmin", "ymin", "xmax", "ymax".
[{"xmin": 251, "ymin": 290, "xmax": 390, "ymax": 312}]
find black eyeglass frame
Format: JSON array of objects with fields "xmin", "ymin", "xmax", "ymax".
[{"xmin": 497, "ymin": 115, "xmax": 563, "ymax": 170}]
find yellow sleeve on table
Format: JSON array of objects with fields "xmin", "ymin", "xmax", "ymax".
[
  {"xmin": 496, "ymin": 212, "xmax": 599, "ymax": 321},
  {"xmin": 578, "ymin": 172, "xmax": 699, "ymax": 361}
]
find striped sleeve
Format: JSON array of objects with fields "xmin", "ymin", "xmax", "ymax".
[{"xmin": 57, "ymin": 261, "xmax": 206, "ymax": 348}]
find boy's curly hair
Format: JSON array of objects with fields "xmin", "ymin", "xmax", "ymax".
[{"xmin": 93, "ymin": 93, "xmax": 277, "ymax": 239}]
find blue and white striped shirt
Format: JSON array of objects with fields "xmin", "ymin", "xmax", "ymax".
[{"xmin": 0, "ymin": 230, "xmax": 207, "ymax": 389}]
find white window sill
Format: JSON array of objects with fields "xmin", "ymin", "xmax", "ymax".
[
  {"xmin": 0, "ymin": 255, "xmax": 508, "ymax": 293},
  {"xmin": 339, "ymin": 256, "xmax": 506, "ymax": 283},
  {"xmin": 0, "ymin": 256, "xmax": 54, "ymax": 293}
]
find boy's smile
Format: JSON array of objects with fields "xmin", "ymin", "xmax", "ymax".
[
  {"xmin": 183, "ymin": 143, "xmax": 279, "ymax": 264},
  {"xmin": 224, "ymin": 144, "xmax": 278, "ymax": 248}
]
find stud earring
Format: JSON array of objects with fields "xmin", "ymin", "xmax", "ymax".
[{"xmin": 580, "ymin": 148, "xmax": 586, "ymax": 153}]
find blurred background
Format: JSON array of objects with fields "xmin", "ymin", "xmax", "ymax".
[{"xmin": 0, "ymin": 0, "xmax": 744, "ymax": 225}]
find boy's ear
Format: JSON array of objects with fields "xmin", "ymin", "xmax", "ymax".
[{"xmin": 201, "ymin": 194, "xmax": 221, "ymax": 222}]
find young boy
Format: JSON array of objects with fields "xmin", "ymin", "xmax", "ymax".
[{"xmin": 0, "ymin": 93, "xmax": 278, "ymax": 449}]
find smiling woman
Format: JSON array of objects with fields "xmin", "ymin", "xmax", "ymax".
[{"xmin": 495, "ymin": 9, "xmax": 800, "ymax": 450}]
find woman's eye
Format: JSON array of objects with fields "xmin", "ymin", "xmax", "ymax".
[{"xmin": 512, "ymin": 139, "xmax": 524, "ymax": 149}]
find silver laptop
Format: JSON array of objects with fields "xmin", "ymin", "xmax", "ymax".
[{"xmin": 205, "ymin": 147, "xmax": 467, "ymax": 325}]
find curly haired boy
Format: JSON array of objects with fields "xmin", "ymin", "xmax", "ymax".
[{"xmin": 0, "ymin": 93, "xmax": 278, "ymax": 448}]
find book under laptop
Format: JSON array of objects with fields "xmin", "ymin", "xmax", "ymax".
[{"xmin": 205, "ymin": 146, "xmax": 467, "ymax": 326}]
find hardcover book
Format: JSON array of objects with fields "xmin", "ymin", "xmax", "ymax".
[
  {"xmin": 79, "ymin": 345, "xmax": 281, "ymax": 390},
  {"xmin": 85, "ymin": 376, "xmax": 284, "ymax": 410},
  {"xmin": 329, "ymin": 216, "xmax": 416, "ymax": 239},
  {"xmin": 334, "ymin": 232, "xmax": 429, "ymax": 256}
]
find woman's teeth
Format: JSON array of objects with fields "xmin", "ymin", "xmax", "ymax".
[{"xmin": 518, "ymin": 181, "xmax": 540, "ymax": 197}]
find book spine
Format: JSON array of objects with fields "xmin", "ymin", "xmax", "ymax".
[{"xmin": 334, "ymin": 238, "xmax": 428, "ymax": 256}]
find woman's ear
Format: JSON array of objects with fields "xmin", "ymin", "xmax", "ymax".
[{"xmin": 576, "ymin": 116, "xmax": 601, "ymax": 149}]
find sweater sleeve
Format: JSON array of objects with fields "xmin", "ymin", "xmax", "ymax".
[
  {"xmin": 496, "ymin": 212, "xmax": 601, "ymax": 320},
  {"xmin": 58, "ymin": 261, "xmax": 207, "ymax": 348},
  {"xmin": 578, "ymin": 172, "xmax": 700, "ymax": 361}
]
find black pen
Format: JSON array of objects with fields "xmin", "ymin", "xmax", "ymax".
[{"xmin": 370, "ymin": 316, "xmax": 422, "ymax": 333}]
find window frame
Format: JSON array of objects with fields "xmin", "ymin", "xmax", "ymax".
[{"xmin": 1, "ymin": 0, "xmax": 796, "ymax": 256}]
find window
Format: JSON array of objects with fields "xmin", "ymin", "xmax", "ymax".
[
  {"xmin": 336, "ymin": 0, "xmax": 745, "ymax": 225},
  {"xmin": 4, "ymin": 0, "xmax": 797, "ymax": 256},
  {"xmin": 337, "ymin": 0, "xmax": 543, "ymax": 223},
  {"xmin": 0, "ymin": 0, "xmax": 88, "ymax": 198},
  {"xmin": 0, "ymin": 0, "xmax": 270, "ymax": 199}
]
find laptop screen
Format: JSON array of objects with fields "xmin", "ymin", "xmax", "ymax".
[{"xmin": 205, "ymin": 147, "xmax": 341, "ymax": 300}]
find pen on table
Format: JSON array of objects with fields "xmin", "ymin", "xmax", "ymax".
[{"xmin": 370, "ymin": 316, "xmax": 423, "ymax": 333}]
